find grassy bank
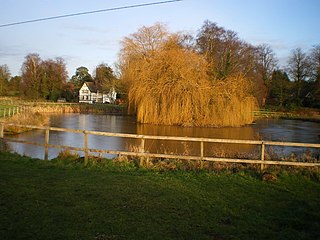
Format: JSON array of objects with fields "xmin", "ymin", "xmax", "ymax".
[
  {"xmin": 1, "ymin": 111, "xmax": 49, "ymax": 134},
  {"xmin": 78, "ymin": 103, "xmax": 126, "ymax": 115},
  {"xmin": 1, "ymin": 102, "xmax": 126, "ymax": 115},
  {"xmin": 1, "ymin": 97, "xmax": 127, "ymax": 115},
  {"xmin": 0, "ymin": 152, "xmax": 319, "ymax": 240},
  {"xmin": 254, "ymin": 107, "xmax": 320, "ymax": 122},
  {"xmin": 1, "ymin": 102, "xmax": 127, "ymax": 133},
  {"xmin": 278, "ymin": 107, "xmax": 320, "ymax": 122}
]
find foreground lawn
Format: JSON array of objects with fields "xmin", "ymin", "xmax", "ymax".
[{"xmin": 0, "ymin": 152, "xmax": 319, "ymax": 240}]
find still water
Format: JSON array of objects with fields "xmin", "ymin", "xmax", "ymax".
[{"xmin": 6, "ymin": 114, "xmax": 320, "ymax": 160}]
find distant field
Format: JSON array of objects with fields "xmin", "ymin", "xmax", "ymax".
[{"xmin": 0, "ymin": 152, "xmax": 319, "ymax": 240}]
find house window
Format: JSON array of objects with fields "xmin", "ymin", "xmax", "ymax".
[{"xmin": 82, "ymin": 90, "xmax": 89, "ymax": 94}]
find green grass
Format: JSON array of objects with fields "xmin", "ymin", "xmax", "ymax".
[
  {"xmin": 79, "ymin": 103, "xmax": 126, "ymax": 114},
  {"xmin": 255, "ymin": 107, "xmax": 320, "ymax": 122},
  {"xmin": 0, "ymin": 151, "xmax": 319, "ymax": 240}
]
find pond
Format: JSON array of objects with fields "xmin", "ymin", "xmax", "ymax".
[{"xmin": 6, "ymin": 113, "xmax": 320, "ymax": 160}]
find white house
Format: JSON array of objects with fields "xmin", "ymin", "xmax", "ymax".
[{"xmin": 79, "ymin": 82, "xmax": 117, "ymax": 104}]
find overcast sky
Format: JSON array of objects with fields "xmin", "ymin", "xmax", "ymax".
[{"xmin": 1, "ymin": 0, "xmax": 319, "ymax": 77}]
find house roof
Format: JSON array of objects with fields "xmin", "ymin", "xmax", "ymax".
[{"xmin": 84, "ymin": 82, "xmax": 97, "ymax": 92}]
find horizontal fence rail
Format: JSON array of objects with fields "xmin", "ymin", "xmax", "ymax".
[{"xmin": 0, "ymin": 122, "xmax": 319, "ymax": 170}]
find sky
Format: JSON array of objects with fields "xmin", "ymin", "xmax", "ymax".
[{"xmin": 1, "ymin": 0, "xmax": 320, "ymax": 77}]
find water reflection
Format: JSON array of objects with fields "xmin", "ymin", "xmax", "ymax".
[
  {"xmin": 5, "ymin": 114, "xmax": 320, "ymax": 160},
  {"xmin": 6, "ymin": 130, "xmax": 45, "ymax": 159},
  {"xmin": 136, "ymin": 123, "xmax": 260, "ymax": 157},
  {"xmin": 254, "ymin": 119, "xmax": 320, "ymax": 156},
  {"xmin": 255, "ymin": 119, "xmax": 320, "ymax": 143}
]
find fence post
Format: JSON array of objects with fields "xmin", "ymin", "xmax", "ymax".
[
  {"xmin": 8, "ymin": 108, "xmax": 11, "ymax": 117},
  {"xmin": 44, "ymin": 128, "xmax": 50, "ymax": 160},
  {"xmin": 84, "ymin": 131, "xmax": 88, "ymax": 166},
  {"xmin": 140, "ymin": 138, "xmax": 145, "ymax": 153},
  {"xmin": 200, "ymin": 140, "xmax": 204, "ymax": 169},
  {"xmin": 0, "ymin": 123, "xmax": 4, "ymax": 138},
  {"xmin": 261, "ymin": 142, "xmax": 265, "ymax": 172},
  {"xmin": 140, "ymin": 138, "xmax": 148, "ymax": 167},
  {"xmin": 3, "ymin": 108, "xmax": 6, "ymax": 118},
  {"xmin": 0, "ymin": 123, "xmax": 4, "ymax": 151}
]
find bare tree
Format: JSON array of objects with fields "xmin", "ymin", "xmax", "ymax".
[
  {"xmin": 196, "ymin": 21, "xmax": 265, "ymax": 106},
  {"xmin": 256, "ymin": 44, "xmax": 278, "ymax": 86},
  {"xmin": 21, "ymin": 54, "xmax": 67, "ymax": 100},
  {"xmin": 41, "ymin": 57, "xmax": 68, "ymax": 100},
  {"xmin": 286, "ymin": 48, "xmax": 310, "ymax": 104},
  {"xmin": 118, "ymin": 23, "xmax": 170, "ymax": 99},
  {"xmin": 255, "ymin": 44, "xmax": 278, "ymax": 104},
  {"xmin": 8, "ymin": 75, "xmax": 22, "ymax": 95},
  {"xmin": 309, "ymin": 44, "xmax": 320, "ymax": 82},
  {"xmin": 0, "ymin": 64, "xmax": 10, "ymax": 95},
  {"xmin": 21, "ymin": 53, "xmax": 42, "ymax": 98},
  {"xmin": 308, "ymin": 44, "xmax": 320, "ymax": 106},
  {"xmin": 196, "ymin": 20, "xmax": 256, "ymax": 80},
  {"xmin": 120, "ymin": 23, "xmax": 169, "ymax": 63}
]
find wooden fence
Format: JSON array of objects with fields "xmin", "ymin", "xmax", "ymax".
[
  {"xmin": 253, "ymin": 109, "xmax": 294, "ymax": 118},
  {"xmin": 0, "ymin": 122, "xmax": 319, "ymax": 170},
  {"xmin": 0, "ymin": 106, "xmax": 28, "ymax": 118}
]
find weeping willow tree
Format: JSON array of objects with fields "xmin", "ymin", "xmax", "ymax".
[
  {"xmin": 208, "ymin": 75, "xmax": 257, "ymax": 126},
  {"xmin": 119, "ymin": 23, "xmax": 257, "ymax": 127}
]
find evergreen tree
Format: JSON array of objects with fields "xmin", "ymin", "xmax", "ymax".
[
  {"xmin": 71, "ymin": 66, "xmax": 93, "ymax": 88},
  {"xmin": 93, "ymin": 64, "xmax": 116, "ymax": 92},
  {"xmin": 269, "ymin": 70, "xmax": 291, "ymax": 107}
]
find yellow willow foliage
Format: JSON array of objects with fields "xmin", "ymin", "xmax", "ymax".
[
  {"xmin": 206, "ymin": 75, "xmax": 258, "ymax": 126},
  {"xmin": 128, "ymin": 47, "xmax": 211, "ymax": 126},
  {"xmin": 126, "ymin": 47, "xmax": 257, "ymax": 127}
]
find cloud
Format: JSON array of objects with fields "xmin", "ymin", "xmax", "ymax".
[
  {"xmin": 244, "ymin": 35, "xmax": 286, "ymax": 50},
  {"xmin": 62, "ymin": 23, "xmax": 114, "ymax": 34},
  {"xmin": 267, "ymin": 41, "xmax": 287, "ymax": 51},
  {"xmin": 0, "ymin": 43, "xmax": 24, "ymax": 58},
  {"xmin": 79, "ymin": 38, "xmax": 119, "ymax": 51},
  {"xmin": 58, "ymin": 23, "xmax": 120, "ymax": 51}
]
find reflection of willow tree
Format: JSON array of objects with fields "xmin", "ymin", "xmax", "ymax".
[
  {"xmin": 136, "ymin": 123, "xmax": 259, "ymax": 157},
  {"xmin": 119, "ymin": 23, "xmax": 257, "ymax": 127}
]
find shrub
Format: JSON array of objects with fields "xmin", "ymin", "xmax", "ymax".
[{"xmin": 4, "ymin": 111, "xmax": 49, "ymax": 134}]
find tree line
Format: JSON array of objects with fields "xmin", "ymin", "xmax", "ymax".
[
  {"xmin": 0, "ymin": 20, "xmax": 319, "ymax": 113},
  {"xmin": 119, "ymin": 21, "xmax": 319, "ymax": 126},
  {"xmin": 0, "ymin": 55, "xmax": 117, "ymax": 102},
  {"xmin": 196, "ymin": 21, "xmax": 319, "ymax": 109}
]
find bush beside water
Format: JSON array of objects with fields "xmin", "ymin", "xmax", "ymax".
[{"xmin": 3, "ymin": 111, "xmax": 49, "ymax": 134}]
